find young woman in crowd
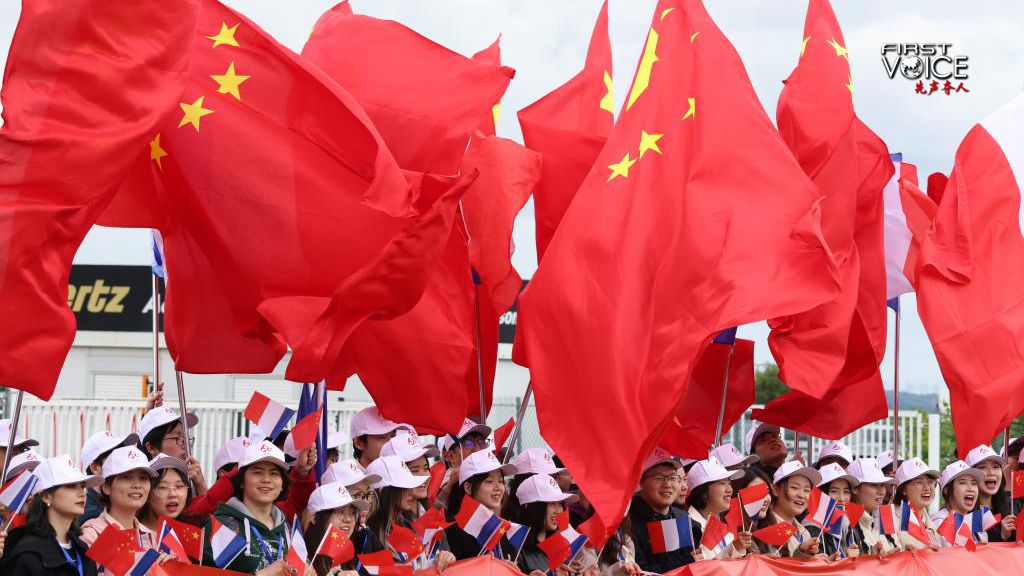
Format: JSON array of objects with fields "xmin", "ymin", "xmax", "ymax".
[
  {"xmin": 80, "ymin": 446, "xmax": 159, "ymax": 548},
  {"xmin": 302, "ymin": 483, "xmax": 369, "ymax": 576},
  {"xmin": 935, "ymin": 460, "xmax": 986, "ymax": 543},
  {"xmin": 443, "ymin": 450, "xmax": 517, "ymax": 560},
  {"xmin": 203, "ymin": 440, "xmax": 294, "ymax": 575},
  {"xmin": 139, "ymin": 454, "xmax": 194, "ymax": 532},
  {"xmin": 502, "ymin": 447, "xmax": 564, "ymax": 520},
  {"xmin": 137, "ymin": 406, "xmax": 207, "ymax": 497},
  {"xmin": 753, "ymin": 461, "xmax": 820, "ymax": 557},
  {"xmin": 596, "ymin": 515, "xmax": 641, "ymax": 576},
  {"xmin": 321, "ymin": 459, "xmax": 381, "ymax": 527},
  {"xmin": 379, "ymin": 432, "xmax": 439, "ymax": 512},
  {"xmin": 966, "ymin": 444, "xmax": 1017, "ymax": 541},
  {"xmin": 894, "ymin": 458, "xmax": 942, "ymax": 549},
  {"xmin": 684, "ymin": 458, "xmax": 750, "ymax": 559},
  {"xmin": 363, "ymin": 455, "xmax": 455, "ymax": 571},
  {"xmin": 79, "ymin": 431, "xmax": 138, "ymax": 523},
  {"xmin": 804, "ymin": 463, "xmax": 859, "ymax": 558},
  {"xmin": 0, "ymin": 456, "xmax": 100, "ymax": 575},
  {"xmin": 848, "ymin": 458, "xmax": 897, "ymax": 555},
  {"xmin": 512, "ymin": 474, "xmax": 584, "ymax": 576}
]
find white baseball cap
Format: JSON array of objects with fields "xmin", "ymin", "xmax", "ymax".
[
  {"xmin": 33, "ymin": 455, "xmax": 102, "ymax": 492},
  {"xmin": 0, "ymin": 419, "xmax": 39, "ymax": 449},
  {"xmin": 149, "ymin": 453, "xmax": 189, "ymax": 477},
  {"xmin": 380, "ymin": 432, "xmax": 440, "ymax": 463},
  {"xmin": 895, "ymin": 458, "xmax": 940, "ymax": 486},
  {"xmin": 939, "ymin": 460, "xmax": 985, "ymax": 490},
  {"xmin": 642, "ymin": 447, "xmax": 682, "ymax": 475},
  {"xmin": 772, "ymin": 460, "xmax": 823, "ymax": 486},
  {"xmin": 214, "ymin": 437, "xmax": 251, "ymax": 473},
  {"xmin": 442, "ymin": 418, "xmax": 493, "ymax": 452},
  {"xmin": 81, "ymin": 430, "xmax": 140, "ymax": 471},
  {"xmin": 307, "ymin": 482, "xmax": 370, "ymax": 515},
  {"xmin": 101, "ymin": 446, "xmax": 158, "ymax": 480},
  {"xmin": 847, "ymin": 458, "xmax": 896, "ymax": 485},
  {"xmin": 138, "ymin": 407, "xmax": 198, "ymax": 443},
  {"xmin": 744, "ymin": 422, "xmax": 781, "ymax": 454},
  {"xmin": 512, "ymin": 447, "xmax": 564, "ymax": 476},
  {"xmin": 965, "ymin": 444, "xmax": 1006, "ymax": 468},
  {"xmin": 366, "ymin": 455, "xmax": 428, "ymax": 490},
  {"xmin": 327, "ymin": 432, "xmax": 348, "ymax": 450},
  {"xmin": 710, "ymin": 443, "xmax": 759, "ymax": 469},
  {"xmin": 814, "ymin": 442, "xmax": 853, "ymax": 468},
  {"xmin": 875, "ymin": 450, "xmax": 898, "ymax": 471},
  {"xmin": 459, "ymin": 449, "xmax": 517, "ymax": 485},
  {"xmin": 349, "ymin": 407, "xmax": 413, "ymax": 439},
  {"xmin": 8, "ymin": 449, "xmax": 43, "ymax": 478},
  {"xmin": 817, "ymin": 463, "xmax": 859, "ymax": 488},
  {"xmin": 323, "ymin": 459, "xmax": 382, "ymax": 488},
  {"xmin": 516, "ymin": 474, "xmax": 578, "ymax": 505},
  {"xmin": 686, "ymin": 457, "xmax": 743, "ymax": 491},
  {"xmin": 240, "ymin": 440, "xmax": 289, "ymax": 470}
]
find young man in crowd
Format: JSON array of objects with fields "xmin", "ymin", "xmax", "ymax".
[
  {"xmin": 349, "ymin": 406, "xmax": 414, "ymax": 470},
  {"xmin": 746, "ymin": 421, "xmax": 802, "ymax": 480},
  {"xmin": 630, "ymin": 447, "xmax": 695, "ymax": 573},
  {"xmin": 435, "ymin": 417, "xmax": 492, "ymax": 508}
]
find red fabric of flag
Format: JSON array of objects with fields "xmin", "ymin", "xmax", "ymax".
[
  {"xmin": 0, "ymin": 0, "xmax": 198, "ymax": 398},
  {"xmin": 751, "ymin": 522, "xmax": 797, "ymax": 547},
  {"xmin": 578, "ymin": 514, "xmax": 612, "ymax": 551},
  {"xmin": 290, "ymin": 410, "xmax": 322, "ymax": 452},
  {"xmin": 492, "ymin": 418, "xmax": 515, "ymax": 455},
  {"xmin": 412, "ymin": 507, "xmax": 453, "ymax": 543},
  {"xmin": 303, "ymin": 4, "xmax": 514, "ymax": 174},
  {"xmin": 516, "ymin": 0, "xmax": 837, "ymax": 531},
  {"xmin": 537, "ymin": 532, "xmax": 571, "ymax": 571},
  {"xmin": 700, "ymin": 516, "xmax": 730, "ymax": 551},
  {"xmin": 387, "ymin": 525, "xmax": 425, "ymax": 561},
  {"xmin": 725, "ymin": 498, "xmax": 743, "ymax": 535},
  {"xmin": 766, "ymin": 0, "xmax": 894, "ymax": 418},
  {"xmin": 426, "ymin": 461, "xmax": 448, "ymax": 506},
  {"xmin": 161, "ymin": 517, "xmax": 203, "ymax": 561},
  {"xmin": 661, "ymin": 339, "xmax": 756, "ymax": 458},
  {"xmin": 318, "ymin": 524, "xmax": 355, "ymax": 566},
  {"xmin": 85, "ymin": 526, "xmax": 139, "ymax": 576}
]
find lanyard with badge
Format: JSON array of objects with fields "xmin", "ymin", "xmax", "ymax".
[
  {"xmin": 57, "ymin": 540, "xmax": 84, "ymax": 576},
  {"xmin": 250, "ymin": 526, "xmax": 277, "ymax": 565}
]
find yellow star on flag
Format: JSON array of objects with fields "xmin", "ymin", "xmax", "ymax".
[
  {"xmin": 607, "ymin": 153, "xmax": 637, "ymax": 182},
  {"xmin": 682, "ymin": 97, "xmax": 696, "ymax": 121},
  {"xmin": 800, "ymin": 36, "xmax": 810, "ymax": 58},
  {"xmin": 626, "ymin": 28, "xmax": 659, "ymax": 110},
  {"xmin": 149, "ymin": 133, "xmax": 168, "ymax": 170},
  {"xmin": 690, "ymin": 31, "xmax": 699, "ymax": 43},
  {"xmin": 638, "ymin": 131, "xmax": 663, "ymax": 159},
  {"xmin": 600, "ymin": 71, "xmax": 615, "ymax": 114},
  {"xmin": 845, "ymin": 75, "xmax": 853, "ymax": 95},
  {"xmin": 491, "ymin": 102, "xmax": 501, "ymax": 128},
  {"xmin": 827, "ymin": 38, "xmax": 848, "ymax": 59},
  {"xmin": 178, "ymin": 96, "xmax": 214, "ymax": 132},
  {"xmin": 660, "ymin": 7, "xmax": 674, "ymax": 20},
  {"xmin": 206, "ymin": 22, "xmax": 240, "ymax": 49},
  {"xmin": 211, "ymin": 62, "xmax": 250, "ymax": 101}
]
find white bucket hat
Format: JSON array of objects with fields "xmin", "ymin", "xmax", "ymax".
[
  {"xmin": 33, "ymin": 455, "xmax": 102, "ymax": 492},
  {"xmin": 817, "ymin": 462, "xmax": 860, "ymax": 488},
  {"xmin": 847, "ymin": 458, "xmax": 896, "ymax": 485},
  {"xmin": 8, "ymin": 449, "xmax": 43, "ymax": 479},
  {"xmin": 875, "ymin": 450, "xmax": 898, "ymax": 471},
  {"xmin": 459, "ymin": 450, "xmax": 517, "ymax": 485},
  {"xmin": 323, "ymin": 459, "xmax": 382, "ymax": 488},
  {"xmin": 149, "ymin": 453, "xmax": 190, "ymax": 477},
  {"xmin": 686, "ymin": 457, "xmax": 743, "ymax": 491},
  {"xmin": 366, "ymin": 455, "xmax": 428, "ymax": 490},
  {"xmin": 307, "ymin": 482, "xmax": 370, "ymax": 515},
  {"xmin": 101, "ymin": 446, "xmax": 158, "ymax": 480},
  {"xmin": 710, "ymin": 443, "xmax": 759, "ymax": 469},
  {"xmin": 938, "ymin": 460, "xmax": 985, "ymax": 490},
  {"xmin": 81, "ymin": 431, "xmax": 140, "ymax": 471},
  {"xmin": 214, "ymin": 437, "xmax": 251, "ymax": 473},
  {"xmin": 512, "ymin": 447, "xmax": 564, "ymax": 476},
  {"xmin": 895, "ymin": 458, "xmax": 940, "ymax": 486},
  {"xmin": 516, "ymin": 474, "xmax": 578, "ymax": 505},
  {"xmin": 349, "ymin": 407, "xmax": 413, "ymax": 439}
]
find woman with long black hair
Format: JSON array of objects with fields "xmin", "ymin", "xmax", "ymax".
[
  {"xmin": 443, "ymin": 450, "xmax": 516, "ymax": 560},
  {"xmin": 0, "ymin": 456, "xmax": 101, "ymax": 576},
  {"xmin": 512, "ymin": 474, "xmax": 580, "ymax": 576},
  {"xmin": 966, "ymin": 444, "xmax": 1017, "ymax": 541},
  {"xmin": 302, "ymin": 483, "xmax": 368, "ymax": 576}
]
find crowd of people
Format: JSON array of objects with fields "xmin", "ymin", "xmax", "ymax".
[{"xmin": 0, "ymin": 401, "xmax": 1019, "ymax": 576}]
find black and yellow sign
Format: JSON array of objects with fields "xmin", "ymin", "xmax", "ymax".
[{"xmin": 69, "ymin": 265, "xmax": 162, "ymax": 332}]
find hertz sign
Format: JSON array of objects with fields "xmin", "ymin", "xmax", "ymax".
[{"xmin": 69, "ymin": 264, "xmax": 524, "ymax": 345}]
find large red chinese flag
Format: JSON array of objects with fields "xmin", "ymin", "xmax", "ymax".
[
  {"xmin": 0, "ymin": 0, "xmax": 197, "ymax": 398},
  {"xmin": 518, "ymin": 0, "xmax": 613, "ymax": 262},
  {"xmin": 760, "ymin": 0, "xmax": 893, "ymax": 434},
  {"xmin": 517, "ymin": 0, "xmax": 837, "ymax": 530},
  {"xmin": 110, "ymin": 0, "xmax": 416, "ymax": 375},
  {"xmin": 661, "ymin": 339, "xmax": 756, "ymax": 458},
  {"xmin": 911, "ymin": 95, "xmax": 1024, "ymax": 457},
  {"xmin": 303, "ymin": 3, "xmax": 514, "ymax": 174}
]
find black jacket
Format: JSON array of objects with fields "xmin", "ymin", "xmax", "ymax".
[
  {"xmin": 0, "ymin": 528, "xmax": 97, "ymax": 576},
  {"xmin": 629, "ymin": 494, "xmax": 695, "ymax": 573}
]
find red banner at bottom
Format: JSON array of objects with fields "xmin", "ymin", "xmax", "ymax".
[{"xmin": 668, "ymin": 543, "xmax": 1024, "ymax": 576}]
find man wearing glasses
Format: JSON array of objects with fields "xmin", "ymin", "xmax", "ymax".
[
  {"xmin": 434, "ymin": 417, "xmax": 492, "ymax": 508},
  {"xmin": 630, "ymin": 447, "xmax": 696, "ymax": 573}
]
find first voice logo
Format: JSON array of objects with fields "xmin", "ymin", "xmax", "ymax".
[{"xmin": 881, "ymin": 43, "xmax": 970, "ymax": 96}]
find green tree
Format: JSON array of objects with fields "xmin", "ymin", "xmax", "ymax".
[{"xmin": 755, "ymin": 363, "xmax": 790, "ymax": 405}]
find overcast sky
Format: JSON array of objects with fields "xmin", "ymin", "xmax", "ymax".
[{"xmin": 1, "ymin": 1, "xmax": 1021, "ymax": 396}]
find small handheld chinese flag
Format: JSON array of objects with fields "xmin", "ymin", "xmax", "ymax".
[
  {"xmin": 1013, "ymin": 472, "xmax": 1024, "ymax": 499},
  {"xmin": 752, "ymin": 522, "xmax": 798, "ymax": 547},
  {"xmin": 537, "ymin": 533, "xmax": 571, "ymax": 571},
  {"xmin": 387, "ymin": 525, "xmax": 425, "ymax": 562},
  {"xmin": 427, "ymin": 461, "xmax": 447, "ymax": 506},
  {"xmin": 700, "ymin": 516, "xmax": 731, "ymax": 552},
  {"xmin": 578, "ymin": 514, "xmax": 612, "ymax": 551},
  {"xmin": 316, "ymin": 524, "xmax": 355, "ymax": 566},
  {"xmin": 86, "ymin": 526, "xmax": 140, "ymax": 576},
  {"xmin": 160, "ymin": 517, "xmax": 203, "ymax": 561}
]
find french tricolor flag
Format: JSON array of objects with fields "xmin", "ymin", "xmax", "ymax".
[
  {"xmin": 877, "ymin": 504, "xmax": 898, "ymax": 536},
  {"xmin": 244, "ymin": 392, "xmax": 295, "ymax": 440},
  {"xmin": 899, "ymin": 502, "xmax": 932, "ymax": 546},
  {"xmin": 739, "ymin": 483, "xmax": 770, "ymax": 521},
  {"xmin": 504, "ymin": 521, "xmax": 530, "ymax": 557},
  {"xmin": 647, "ymin": 517, "xmax": 694, "ymax": 554},
  {"xmin": 560, "ymin": 523, "xmax": 588, "ymax": 562},
  {"xmin": 883, "ymin": 151, "xmax": 920, "ymax": 307},
  {"xmin": 210, "ymin": 517, "xmax": 247, "ymax": 569},
  {"xmin": 807, "ymin": 488, "xmax": 838, "ymax": 529},
  {"xmin": 0, "ymin": 472, "xmax": 38, "ymax": 517},
  {"xmin": 456, "ymin": 495, "xmax": 504, "ymax": 548}
]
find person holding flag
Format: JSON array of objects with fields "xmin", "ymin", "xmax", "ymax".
[
  {"xmin": 0, "ymin": 456, "xmax": 100, "ymax": 575},
  {"xmin": 803, "ymin": 463, "xmax": 860, "ymax": 558},
  {"xmin": 934, "ymin": 461, "xmax": 987, "ymax": 543},
  {"xmin": 379, "ymin": 432, "xmax": 441, "ymax": 512},
  {"xmin": 628, "ymin": 448, "xmax": 695, "ymax": 573},
  {"xmin": 321, "ymin": 460, "xmax": 381, "ymax": 527},
  {"xmin": 511, "ymin": 474, "xmax": 582, "ymax": 576},
  {"xmin": 594, "ymin": 516, "xmax": 640, "ymax": 576},
  {"xmin": 79, "ymin": 430, "xmax": 139, "ymax": 523},
  {"xmin": 302, "ymin": 483, "xmax": 369, "ymax": 576},
  {"xmin": 443, "ymin": 449, "xmax": 517, "ymax": 560},
  {"xmin": 684, "ymin": 458, "xmax": 751, "ymax": 559},
  {"xmin": 894, "ymin": 458, "xmax": 942, "ymax": 550},
  {"xmin": 79, "ymin": 446, "xmax": 160, "ymax": 550},
  {"xmin": 847, "ymin": 458, "xmax": 898, "ymax": 555},
  {"xmin": 965, "ymin": 444, "xmax": 1016, "ymax": 542},
  {"xmin": 753, "ymin": 461, "xmax": 821, "ymax": 557}
]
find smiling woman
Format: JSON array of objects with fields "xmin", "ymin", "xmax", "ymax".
[{"xmin": 80, "ymin": 446, "xmax": 159, "ymax": 550}]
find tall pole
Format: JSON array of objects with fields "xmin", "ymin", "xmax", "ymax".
[
  {"xmin": 175, "ymin": 371, "xmax": 192, "ymax": 461},
  {"xmin": 1, "ymin": 390, "xmax": 25, "ymax": 485},
  {"xmin": 472, "ymin": 279, "xmax": 487, "ymax": 427},
  {"xmin": 502, "ymin": 381, "xmax": 533, "ymax": 465},
  {"xmin": 713, "ymin": 343, "xmax": 736, "ymax": 448},
  {"xmin": 893, "ymin": 297, "xmax": 901, "ymax": 470},
  {"xmin": 152, "ymin": 275, "xmax": 161, "ymax": 391}
]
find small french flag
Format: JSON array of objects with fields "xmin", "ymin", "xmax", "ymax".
[
  {"xmin": 504, "ymin": 521, "xmax": 530, "ymax": 557},
  {"xmin": 877, "ymin": 504, "xmax": 898, "ymax": 536},
  {"xmin": 807, "ymin": 488, "xmax": 838, "ymax": 529},
  {"xmin": 739, "ymin": 483, "xmax": 770, "ymax": 521},
  {"xmin": 975, "ymin": 507, "xmax": 1001, "ymax": 533},
  {"xmin": 286, "ymin": 517, "xmax": 308, "ymax": 574},
  {"xmin": 157, "ymin": 521, "xmax": 190, "ymax": 561},
  {"xmin": 899, "ymin": 502, "xmax": 932, "ymax": 546},
  {"xmin": 456, "ymin": 495, "xmax": 504, "ymax": 548},
  {"xmin": 647, "ymin": 517, "xmax": 694, "ymax": 554},
  {"xmin": 560, "ymin": 523, "xmax": 588, "ymax": 562},
  {"xmin": 129, "ymin": 548, "xmax": 162, "ymax": 576},
  {"xmin": 0, "ymin": 472, "xmax": 38, "ymax": 517},
  {"xmin": 210, "ymin": 517, "xmax": 247, "ymax": 569},
  {"xmin": 244, "ymin": 392, "xmax": 296, "ymax": 441}
]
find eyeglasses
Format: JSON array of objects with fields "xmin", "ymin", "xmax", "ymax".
[
  {"xmin": 153, "ymin": 484, "xmax": 188, "ymax": 497},
  {"xmin": 644, "ymin": 474, "xmax": 683, "ymax": 485},
  {"xmin": 164, "ymin": 435, "xmax": 196, "ymax": 448},
  {"xmin": 459, "ymin": 439, "xmax": 490, "ymax": 450},
  {"xmin": 351, "ymin": 490, "xmax": 376, "ymax": 502}
]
